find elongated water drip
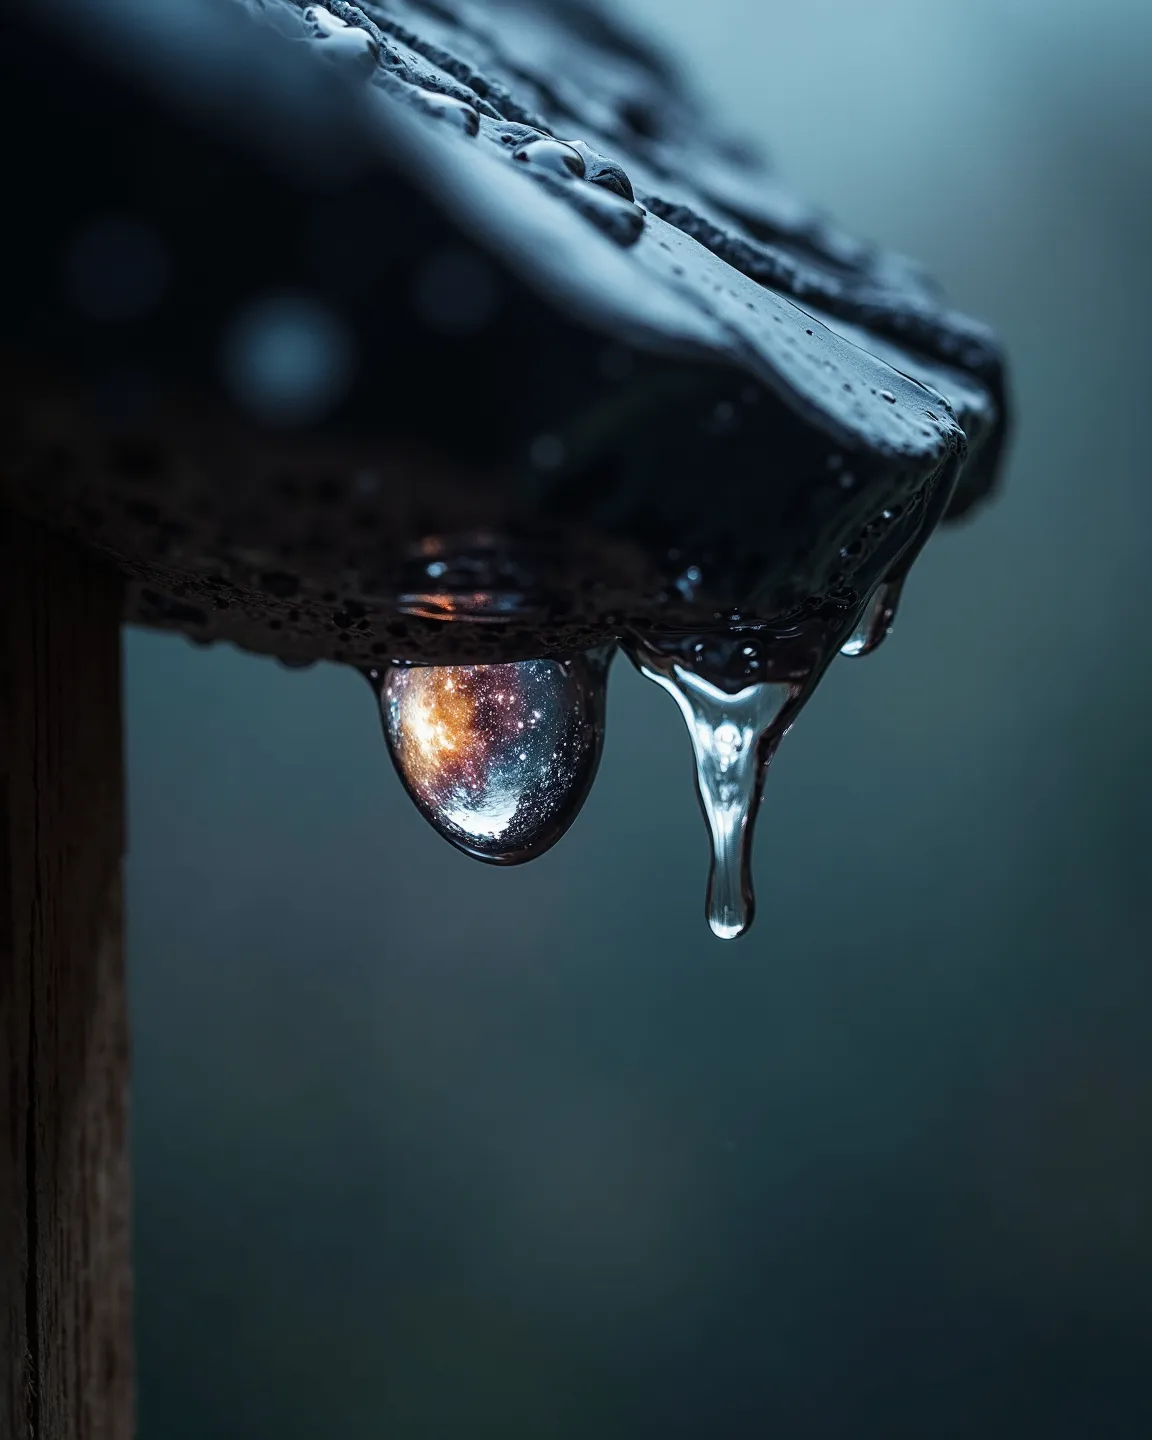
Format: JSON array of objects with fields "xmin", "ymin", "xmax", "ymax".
[
  {"xmin": 842, "ymin": 461, "xmax": 961, "ymax": 659},
  {"xmin": 840, "ymin": 577, "xmax": 906, "ymax": 657},
  {"xmin": 368, "ymin": 647, "xmax": 612, "ymax": 864},
  {"xmin": 627, "ymin": 637, "xmax": 825, "ymax": 940}
]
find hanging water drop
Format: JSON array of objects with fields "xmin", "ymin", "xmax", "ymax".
[
  {"xmin": 840, "ymin": 462, "xmax": 961, "ymax": 660},
  {"xmin": 840, "ymin": 578, "xmax": 905, "ymax": 657},
  {"xmin": 369, "ymin": 648, "xmax": 612, "ymax": 864},
  {"xmin": 627, "ymin": 640, "xmax": 797, "ymax": 939}
]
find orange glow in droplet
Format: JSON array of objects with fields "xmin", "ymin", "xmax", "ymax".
[
  {"xmin": 379, "ymin": 652, "xmax": 611, "ymax": 862},
  {"xmin": 404, "ymin": 669, "xmax": 478, "ymax": 772}
]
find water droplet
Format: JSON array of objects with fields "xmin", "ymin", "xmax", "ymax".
[
  {"xmin": 303, "ymin": 5, "xmax": 378, "ymax": 74},
  {"xmin": 879, "ymin": 390, "xmax": 897, "ymax": 403},
  {"xmin": 512, "ymin": 139, "xmax": 586, "ymax": 179},
  {"xmin": 628, "ymin": 638, "xmax": 806, "ymax": 940},
  {"xmin": 568, "ymin": 143, "xmax": 635, "ymax": 200},
  {"xmin": 589, "ymin": 166, "xmax": 633, "ymax": 199},
  {"xmin": 371, "ymin": 649, "xmax": 612, "ymax": 864},
  {"xmin": 509, "ymin": 138, "xmax": 643, "ymax": 244},
  {"xmin": 840, "ymin": 579, "xmax": 905, "ymax": 657},
  {"xmin": 303, "ymin": 5, "xmax": 347, "ymax": 37},
  {"xmin": 568, "ymin": 184, "xmax": 645, "ymax": 246},
  {"xmin": 409, "ymin": 87, "xmax": 481, "ymax": 136},
  {"xmin": 841, "ymin": 462, "xmax": 961, "ymax": 659}
]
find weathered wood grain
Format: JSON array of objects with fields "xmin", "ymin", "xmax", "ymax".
[{"xmin": 1, "ymin": 514, "xmax": 133, "ymax": 1439}]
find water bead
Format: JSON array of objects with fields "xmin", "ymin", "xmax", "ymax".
[{"xmin": 374, "ymin": 649, "xmax": 612, "ymax": 864}]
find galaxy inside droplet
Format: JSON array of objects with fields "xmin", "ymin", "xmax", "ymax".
[{"xmin": 378, "ymin": 653, "xmax": 610, "ymax": 863}]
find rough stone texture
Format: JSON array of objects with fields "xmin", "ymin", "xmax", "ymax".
[
  {"xmin": 0, "ymin": 0, "xmax": 1007, "ymax": 667},
  {"xmin": 0, "ymin": 516, "xmax": 133, "ymax": 1440}
]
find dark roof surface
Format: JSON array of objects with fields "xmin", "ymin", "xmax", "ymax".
[{"xmin": 0, "ymin": 0, "xmax": 1007, "ymax": 666}]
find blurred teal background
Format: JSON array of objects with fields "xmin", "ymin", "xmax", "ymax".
[{"xmin": 127, "ymin": 1, "xmax": 1152, "ymax": 1435}]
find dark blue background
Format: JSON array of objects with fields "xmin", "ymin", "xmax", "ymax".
[{"xmin": 129, "ymin": 2, "xmax": 1152, "ymax": 1434}]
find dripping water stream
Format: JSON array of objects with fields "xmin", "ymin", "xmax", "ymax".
[
  {"xmin": 625, "ymin": 621, "xmax": 848, "ymax": 941},
  {"xmin": 840, "ymin": 578, "xmax": 905, "ymax": 658},
  {"xmin": 626, "ymin": 462, "xmax": 962, "ymax": 937},
  {"xmin": 364, "ymin": 463, "xmax": 960, "ymax": 936},
  {"xmin": 625, "ymin": 647, "xmax": 794, "ymax": 939},
  {"xmin": 842, "ymin": 460, "xmax": 960, "ymax": 659}
]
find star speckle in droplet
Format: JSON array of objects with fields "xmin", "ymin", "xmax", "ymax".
[{"xmin": 377, "ymin": 652, "xmax": 611, "ymax": 863}]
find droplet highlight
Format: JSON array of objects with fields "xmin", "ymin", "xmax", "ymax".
[
  {"xmin": 409, "ymin": 88, "xmax": 481, "ymax": 135},
  {"xmin": 512, "ymin": 139, "xmax": 586, "ymax": 179},
  {"xmin": 395, "ymin": 591, "xmax": 538, "ymax": 623},
  {"xmin": 303, "ymin": 5, "xmax": 379, "ymax": 74},
  {"xmin": 394, "ymin": 539, "xmax": 542, "ymax": 624},
  {"xmin": 839, "ymin": 463, "xmax": 961, "ymax": 660},
  {"xmin": 371, "ymin": 649, "xmax": 612, "ymax": 864}
]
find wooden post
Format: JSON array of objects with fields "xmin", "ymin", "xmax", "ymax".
[{"xmin": 1, "ymin": 515, "xmax": 133, "ymax": 1439}]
